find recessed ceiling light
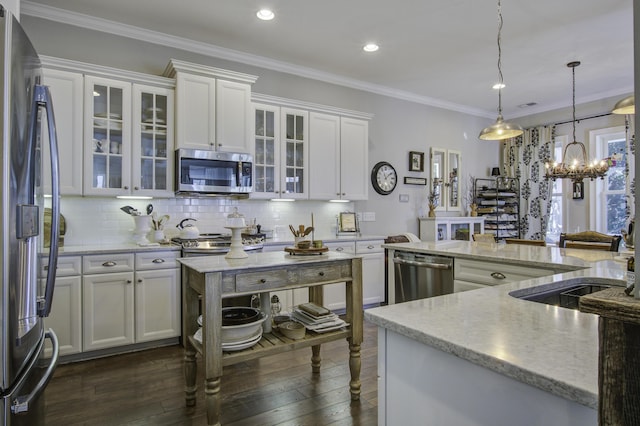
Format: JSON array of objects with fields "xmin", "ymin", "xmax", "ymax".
[
  {"xmin": 363, "ymin": 43, "xmax": 379, "ymax": 53},
  {"xmin": 256, "ymin": 9, "xmax": 274, "ymax": 20},
  {"xmin": 492, "ymin": 83, "xmax": 506, "ymax": 90}
]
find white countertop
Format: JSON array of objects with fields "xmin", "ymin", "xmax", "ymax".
[
  {"xmin": 57, "ymin": 243, "xmax": 180, "ymax": 255},
  {"xmin": 365, "ymin": 241, "xmax": 630, "ymax": 409},
  {"xmin": 177, "ymin": 250, "xmax": 358, "ymax": 273}
]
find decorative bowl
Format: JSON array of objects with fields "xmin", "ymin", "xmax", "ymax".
[
  {"xmin": 278, "ymin": 321, "xmax": 306, "ymax": 340},
  {"xmin": 296, "ymin": 240, "xmax": 311, "ymax": 249},
  {"xmin": 222, "ymin": 312, "xmax": 266, "ymax": 343},
  {"xmin": 222, "ymin": 307, "xmax": 261, "ymax": 326}
]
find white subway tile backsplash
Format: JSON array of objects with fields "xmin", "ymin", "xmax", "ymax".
[{"xmin": 58, "ymin": 196, "xmax": 353, "ymax": 246}]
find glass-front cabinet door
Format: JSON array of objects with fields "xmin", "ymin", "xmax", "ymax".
[
  {"xmin": 430, "ymin": 147, "xmax": 461, "ymax": 212},
  {"xmin": 132, "ymin": 84, "xmax": 174, "ymax": 197},
  {"xmin": 84, "ymin": 76, "xmax": 131, "ymax": 196},
  {"xmin": 251, "ymin": 103, "xmax": 280, "ymax": 199},
  {"xmin": 280, "ymin": 108, "xmax": 308, "ymax": 199}
]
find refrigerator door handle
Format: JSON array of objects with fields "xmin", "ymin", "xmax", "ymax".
[
  {"xmin": 11, "ymin": 330, "xmax": 60, "ymax": 414},
  {"xmin": 34, "ymin": 84, "xmax": 60, "ymax": 317}
]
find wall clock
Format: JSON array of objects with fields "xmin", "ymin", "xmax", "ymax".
[{"xmin": 371, "ymin": 161, "xmax": 398, "ymax": 195}]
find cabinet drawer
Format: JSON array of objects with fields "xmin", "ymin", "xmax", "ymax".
[
  {"xmin": 40, "ymin": 255, "xmax": 82, "ymax": 277},
  {"xmin": 325, "ymin": 242, "xmax": 356, "ymax": 254},
  {"xmin": 356, "ymin": 240, "xmax": 384, "ymax": 254},
  {"xmin": 454, "ymin": 258, "xmax": 555, "ymax": 286},
  {"xmin": 235, "ymin": 269, "xmax": 290, "ymax": 292},
  {"xmin": 83, "ymin": 253, "xmax": 134, "ymax": 274},
  {"xmin": 135, "ymin": 250, "xmax": 180, "ymax": 270}
]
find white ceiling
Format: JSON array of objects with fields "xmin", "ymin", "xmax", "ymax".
[{"xmin": 23, "ymin": 0, "xmax": 634, "ymax": 119}]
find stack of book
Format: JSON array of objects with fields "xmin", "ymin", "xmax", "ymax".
[{"xmin": 292, "ymin": 302, "xmax": 349, "ymax": 333}]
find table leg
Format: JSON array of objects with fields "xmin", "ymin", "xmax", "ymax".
[
  {"xmin": 311, "ymin": 344, "xmax": 322, "ymax": 373},
  {"xmin": 205, "ymin": 376, "xmax": 222, "ymax": 426},
  {"xmin": 184, "ymin": 346, "xmax": 197, "ymax": 407},
  {"xmin": 348, "ymin": 339, "xmax": 362, "ymax": 400}
]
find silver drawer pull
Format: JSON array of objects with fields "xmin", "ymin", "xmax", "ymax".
[
  {"xmin": 367, "ymin": 245, "xmax": 374, "ymax": 249},
  {"xmin": 102, "ymin": 261, "xmax": 117, "ymax": 267},
  {"xmin": 336, "ymin": 247, "xmax": 344, "ymax": 252},
  {"xmin": 152, "ymin": 258, "xmax": 165, "ymax": 264},
  {"xmin": 490, "ymin": 272, "xmax": 506, "ymax": 280}
]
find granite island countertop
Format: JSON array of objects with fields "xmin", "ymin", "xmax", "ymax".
[{"xmin": 365, "ymin": 240, "xmax": 631, "ymax": 409}]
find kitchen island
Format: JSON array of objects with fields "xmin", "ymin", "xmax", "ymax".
[
  {"xmin": 366, "ymin": 240, "xmax": 627, "ymax": 426},
  {"xmin": 179, "ymin": 251, "xmax": 363, "ymax": 426}
]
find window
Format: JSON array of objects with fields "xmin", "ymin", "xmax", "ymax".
[
  {"xmin": 591, "ymin": 126, "xmax": 627, "ymax": 234},
  {"xmin": 546, "ymin": 135, "xmax": 567, "ymax": 244}
]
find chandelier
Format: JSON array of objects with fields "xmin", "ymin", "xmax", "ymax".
[
  {"xmin": 544, "ymin": 61, "xmax": 609, "ymax": 183},
  {"xmin": 478, "ymin": 0, "xmax": 523, "ymax": 141}
]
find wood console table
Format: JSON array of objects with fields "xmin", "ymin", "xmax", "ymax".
[{"xmin": 179, "ymin": 251, "xmax": 364, "ymax": 426}]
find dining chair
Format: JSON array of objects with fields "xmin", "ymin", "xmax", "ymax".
[
  {"xmin": 558, "ymin": 231, "xmax": 622, "ymax": 252},
  {"xmin": 504, "ymin": 238, "xmax": 546, "ymax": 246},
  {"xmin": 472, "ymin": 233, "xmax": 496, "ymax": 243}
]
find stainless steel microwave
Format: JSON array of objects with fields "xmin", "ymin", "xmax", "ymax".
[{"xmin": 175, "ymin": 148, "xmax": 253, "ymax": 196}]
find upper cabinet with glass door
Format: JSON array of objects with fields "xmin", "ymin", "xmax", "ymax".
[
  {"xmin": 84, "ymin": 76, "xmax": 132, "ymax": 196},
  {"xmin": 251, "ymin": 103, "xmax": 280, "ymax": 199},
  {"xmin": 131, "ymin": 85, "xmax": 174, "ymax": 197},
  {"xmin": 430, "ymin": 147, "xmax": 461, "ymax": 212},
  {"xmin": 281, "ymin": 108, "xmax": 309, "ymax": 199}
]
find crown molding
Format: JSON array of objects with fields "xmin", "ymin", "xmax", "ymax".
[
  {"xmin": 22, "ymin": 1, "xmax": 494, "ymax": 119},
  {"xmin": 252, "ymin": 93, "xmax": 374, "ymax": 120}
]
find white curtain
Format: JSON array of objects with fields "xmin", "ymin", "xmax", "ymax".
[{"xmin": 501, "ymin": 126, "xmax": 554, "ymax": 240}]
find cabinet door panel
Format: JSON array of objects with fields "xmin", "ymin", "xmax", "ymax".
[
  {"xmin": 340, "ymin": 117, "xmax": 368, "ymax": 200},
  {"xmin": 280, "ymin": 108, "xmax": 308, "ymax": 199},
  {"xmin": 175, "ymin": 73, "xmax": 215, "ymax": 150},
  {"xmin": 216, "ymin": 79, "xmax": 251, "ymax": 153},
  {"xmin": 135, "ymin": 269, "xmax": 180, "ymax": 342},
  {"xmin": 44, "ymin": 276, "xmax": 82, "ymax": 356},
  {"xmin": 251, "ymin": 103, "xmax": 280, "ymax": 199},
  {"xmin": 42, "ymin": 69, "xmax": 83, "ymax": 195},
  {"xmin": 309, "ymin": 112, "xmax": 340, "ymax": 200},
  {"xmin": 83, "ymin": 272, "xmax": 134, "ymax": 351}
]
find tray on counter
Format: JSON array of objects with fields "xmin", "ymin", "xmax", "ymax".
[{"xmin": 284, "ymin": 246, "xmax": 329, "ymax": 256}]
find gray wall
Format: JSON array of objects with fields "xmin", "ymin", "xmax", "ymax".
[{"xmin": 20, "ymin": 16, "xmax": 517, "ymax": 237}]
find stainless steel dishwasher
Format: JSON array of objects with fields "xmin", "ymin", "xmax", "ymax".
[{"xmin": 393, "ymin": 251, "xmax": 454, "ymax": 303}]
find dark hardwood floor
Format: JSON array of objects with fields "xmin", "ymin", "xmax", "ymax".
[{"xmin": 44, "ymin": 321, "xmax": 378, "ymax": 425}]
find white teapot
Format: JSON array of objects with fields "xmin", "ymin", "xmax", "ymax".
[{"xmin": 176, "ymin": 218, "xmax": 200, "ymax": 239}]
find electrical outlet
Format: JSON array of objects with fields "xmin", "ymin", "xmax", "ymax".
[
  {"xmin": 399, "ymin": 194, "xmax": 410, "ymax": 203},
  {"xmin": 362, "ymin": 212, "xmax": 376, "ymax": 221}
]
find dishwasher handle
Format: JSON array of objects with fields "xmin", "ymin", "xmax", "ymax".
[{"xmin": 393, "ymin": 257, "xmax": 452, "ymax": 270}]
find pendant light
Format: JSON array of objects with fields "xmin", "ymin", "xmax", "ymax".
[
  {"xmin": 544, "ymin": 61, "xmax": 609, "ymax": 183},
  {"xmin": 478, "ymin": 0, "xmax": 523, "ymax": 141},
  {"xmin": 612, "ymin": 94, "xmax": 635, "ymax": 115}
]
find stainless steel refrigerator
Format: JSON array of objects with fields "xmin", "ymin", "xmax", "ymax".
[{"xmin": 0, "ymin": 5, "xmax": 61, "ymax": 426}]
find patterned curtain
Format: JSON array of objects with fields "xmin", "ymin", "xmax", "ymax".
[
  {"xmin": 501, "ymin": 126, "xmax": 553, "ymax": 240},
  {"xmin": 624, "ymin": 116, "xmax": 636, "ymax": 224}
]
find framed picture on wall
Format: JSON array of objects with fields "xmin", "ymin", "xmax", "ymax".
[
  {"xmin": 572, "ymin": 181, "xmax": 584, "ymax": 200},
  {"xmin": 409, "ymin": 151, "xmax": 424, "ymax": 172}
]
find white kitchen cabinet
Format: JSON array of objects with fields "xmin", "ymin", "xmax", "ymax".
[
  {"xmin": 251, "ymin": 103, "xmax": 281, "ymax": 199},
  {"xmin": 165, "ymin": 59, "xmax": 257, "ymax": 153},
  {"xmin": 357, "ymin": 240, "xmax": 385, "ymax": 305},
  {"xmin": 309, "ymin": 114, "xmax": 369, "ymax": 201},
  {"xmin": 42, "ymin": 68, "xmax": 84, "ymax": 195},
  {"xmin": 83, "ymin": 76, "xmax": 132, "ymax": 196},
  {"xmin": 454, "ymin": 258, "xmax": 557, "ymax": 292},
  {"xmin": 134, "ymin": 251, "xmax": 181, "ymax": 342},
  {"xmin": 419, "ymin": 217, "xmax": 485, "ymax": 241},
  {"xmin": 83, "ymin": 271, "xmax": 135, "ymax": 351},
  {"xmin": 42, "ymin": 255, "xmax": 82, "ymax": 356},
  {"xmin": 431, "ymin": 148, "xmax": 462, "ymax": 212},
  {"xmin": 280, "ymin": 108, "xmax": 309, "ymax": 199},
  {"xmin": 131, "ymin": 84, "xmax": 175, "ymax": 197}
]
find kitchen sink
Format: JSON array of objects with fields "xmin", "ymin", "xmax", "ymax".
[{"xmin": 509, "ymin": 282, "xmax": 611, "ymax": 310}]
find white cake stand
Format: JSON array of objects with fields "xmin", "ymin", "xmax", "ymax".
[{"xmin": 224, "ymin": 226, "xmax": 249, "ymax": 259}]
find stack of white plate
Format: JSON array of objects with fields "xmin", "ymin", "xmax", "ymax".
[{"xmin": 292, "ymin": 308, "xmax": 349, "ymax": 333}]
